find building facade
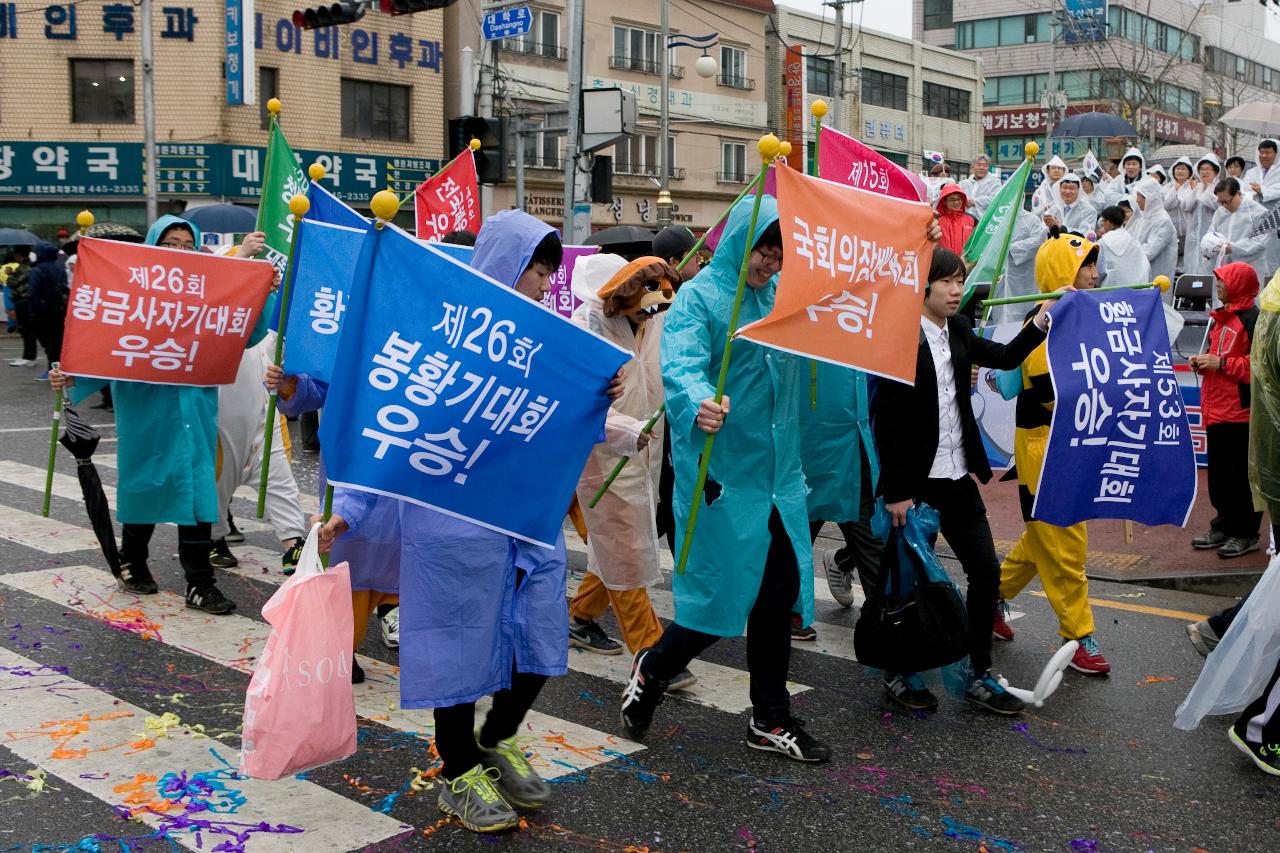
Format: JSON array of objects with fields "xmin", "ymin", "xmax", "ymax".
[
  {"xmin": 0, "ymin": 0, "xmax": 447, "ymax": 237},
  {"xmin": 443, "ymin": 0, "xmax": 774, "ymax": 233},
  {"xmin": 915, "ymin": 0, "xmax": 1280, "ymax": 171},
  {"xmin": 767, "ymin": 5, "xmax": 985, "ymax": 177}
]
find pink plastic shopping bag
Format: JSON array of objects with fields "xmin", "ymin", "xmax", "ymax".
[{"xmin": 241, "ymin": 524, "xmax": 357, "ymax": 780}]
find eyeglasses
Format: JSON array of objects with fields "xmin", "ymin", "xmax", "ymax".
[
  {"xmin": 754, "ymin": 249, "xmax": 783, "ymax": 270},
  {"xmin": 160, "ymin": 240, "xmax": 195, "ymax": 250}
]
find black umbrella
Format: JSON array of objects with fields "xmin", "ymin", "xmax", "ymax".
[
  {"xmin": 0, "ymin": 228, "xmax": 39, "ymax": 246},
  {"xmin": 582, "ymin": 225, "xmax": 657, "ymax": 260},
  {"xmin": 1050, "ymin": 111, "xmax": 1138, "ymax": 138},
  {"xmin": 182, "ymin": 204, "xmax": 259, "ymax": 234},
  {"xmin": 59, "ymin": 405, "xmax": 119, "ymax": 574}
]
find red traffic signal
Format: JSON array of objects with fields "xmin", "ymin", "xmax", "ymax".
[{"xmin": 292, "ymin": 1, "xmax": 366, "ymax": 29}]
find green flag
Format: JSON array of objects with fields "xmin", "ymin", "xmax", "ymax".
[
  {"xmin": 960, "ymin": 157, "xmax": 1033, "ymax": 310},
  {"xmin": 256, "ymin": 121, "xmax": 309, "ymax": 275}
]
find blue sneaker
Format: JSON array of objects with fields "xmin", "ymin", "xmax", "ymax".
[
  {"xmin": 884, "ymin": 672, "xmax": 938, "ymax": 712},
  {"xmin": 965, "ymin": 671, "xmax": 1025, "ymax": 715}
]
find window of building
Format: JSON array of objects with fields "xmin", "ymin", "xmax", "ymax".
[
  {"xmin": 71, "ymin": 59, "xmax": 134, "ymax": 124},
  {"xmin": 503, "ymin": 11, "xmax": 561, "ymax": 59},
  {"xmin": 1106, "ymin": 6, "xmax": 1197, "ymax": 61},
  {"xmin": 861, "ymin": 68, "xmax": 908, "ymax": 111},
  {"xmin": 340, "ymin": 78, "xmax": 410, "ymax": 141},
  {"xmin": 982, "ymin": 73, "xmax": 1048, "ymax": 106},
  {"xmin": 720, "ymin": 141, "xmax": 746, "ymax": 183},
  {"xmin": 613, "ymin": 133, "xmax": 676, "ymax": 177},
  {"xmin": 922, "ymin": 0, "xmax": 952, "ymax": 31},
  {"xmin": 807, "ymin": 56, "xmax": 834, "ymax": 97},
  {"xmin": 258, "ymin": 67, "xmax": 278, "ymax": 130},
  {"xmin": 719, "ymin": 45, "xmax": 750, "ymax": 88},
  {"xmin": 613, "ymin": 24, "xmax": 662, "ymax": 74},
  {"xmin": 954, "ymin": 13, "xmax": 1050, "ymax": 49},
  {"xmin": 923, "ymin": 81, "xmax": 970, "ymax": 122}
]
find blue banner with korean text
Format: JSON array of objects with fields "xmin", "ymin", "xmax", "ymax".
[
  {"xmin": 282, "ymin": 220, "xmax": 367, "ymax": 384},
  {"xmin": 318, "ymin": 225, "xmax": 630, "ymax": 548},
  {"xmin": 1034, "ymin": 289, "xmax": 1197, "ymax": 527}
]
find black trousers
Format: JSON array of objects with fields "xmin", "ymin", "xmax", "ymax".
[
  {"xmin": 1236, "ymin": 658, "xmax": 1280, "ymax": 745},
  {"xmin": 644, "ymin": 507, "xmax": 799, "ymax": 726},
  {"xmin": 917, "ymin": 476, "xmax": 1000, "ymax": 674},
  {"xmin": 1206, "ymin": 422, "xmax": 1262, "ymax": 540},
  {"xmin": 120, "ymin": 522, "xmax": 214, "ymax": 589},
  {"xmin": 31, "ymin": 311, "xmax": 62, "ymax": 365},
  {"xmin": 434, "ymin": 669, "xmax": 548, "ymax": 780},
  {"xmin": 808, "ymin": 445, "xmax": 882, "ymax": 594},
  {"xmin": 13, "ymin": 303, "xmax": 36, "ymax": 361}
]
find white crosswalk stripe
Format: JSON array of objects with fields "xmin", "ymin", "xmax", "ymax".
[
  {"xmin": 0, "ymin": 645, "xmax": 409, "ymax": 851},
  {"xmin": 0, "ymin": 504, "xmax": 103, "ymax": 553},
  {"xmin": 0, "ymin": 565, "xmax": 643, "ymax": 781}
]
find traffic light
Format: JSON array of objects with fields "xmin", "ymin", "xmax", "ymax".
[
  {"xmin": 292, "ymin": 1, "xmax": 365, "ymax": 29},
  {"xmin": 378, "ymin": 0, "xmax": 456, "ymax": 14},
  {"xmin": 448, "ymin": 116, "xmax": 507, "ymax": 184}
]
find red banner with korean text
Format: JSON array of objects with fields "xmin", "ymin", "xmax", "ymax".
[
  {"xmin": 784, "ymin": 45, "xmax": 804, "ymax": 169},
  {"xmin": 736, "ymin": 165, "xmax": 934, "ymax": 384},
  {"xmin": 817, "ymin": 125, "xmax": 927, "ymax": 202},
  {"xmin": 414, "ymin": 150, "xmax": 481, "ymax": 241},
  {"xmin": 60, "ymin": 238, "xmax": 274, "ymax": 386}
]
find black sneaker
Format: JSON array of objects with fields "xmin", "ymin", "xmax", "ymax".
[
  {"xmin": 225, "ymin": 514, "xmax": 245, "ymax": 544},
  {"xmin": 209, "ymin": 538, "xmax": 239, "ymax": 568},
  {"xmin": 964, "ymin": 671, "xmax": 1025, "ymax": 716},
  {"xmin": 884, "ymin": 672, "xmax": 939, "ymax": 712},
  {"xmin": 790, "ymin": 614, "xmax": 817, "ymax": 642},
  {"xmin": 115, "ymin": 562, "xmax": 158, "ymax": 595},
  {"xmin": 746, "ymin": 716, "xmax": 831, "ymax": 763},
  {"xmin": 619, "ymin": 647, "xmax": 667, "ymax": 740},
  {"xmin": 185, "ymin": 584, "xmax": 236, "ymax": 615},
  {"xmin": 569, "ymin": 618, "xmax": 623, "ymax": 655},
  {"xmin": 1219, "ymin": 537, "xmax": 1260, "ymax": 559},
  {"xmin": 1192, "ymin": 529, "xmax": 1227, "ymax": 550},
  {"xmin": 351, "ymin": 656, "xmax": 365, "ymax": 685},
  {"xmin": 281, "ymin": 540, "xmax": 304, "ymax": 575},
  {"xmin": 1228, "ymin": 723, "xmax": 1280, "ymax": 777}
]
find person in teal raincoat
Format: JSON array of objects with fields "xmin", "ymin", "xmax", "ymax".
[
  {"xmin": 619, "ymin": 194, "xmax": 831, "ymax": 763},
  {"xmin": 799, "ymin": 363, "xmax": 882, "ymax": 619},
  {"xmin": 50, "ymin": 215, "xmax": 272, "ymax": 614}
]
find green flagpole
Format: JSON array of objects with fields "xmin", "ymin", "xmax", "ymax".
[
  {"xmin": 42, "ymin": 363, "xmax": 63, "ymax": 518},
  {"xmin": 674, "ymin": 170, "xmax": 774, "ymax": 274},
  {"xmin": 981, "ymin": 276, "xmax": 1171, "ymax": 307},
  {"xmin": 587, "ymin": 404, "xmax": 665, "ymax": 509},
  {"xmin": 675, "ymin": 137, "xmax": 779, "ymax": 575}
]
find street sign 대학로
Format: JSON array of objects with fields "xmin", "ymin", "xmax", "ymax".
[{"xmin": 482, "ymin": 5, "xmax": 531, "ymax": 41}]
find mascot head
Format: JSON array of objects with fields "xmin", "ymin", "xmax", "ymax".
[{"xmin": 598, "ymin": 256, "xmax": 679, "ymax": 322}]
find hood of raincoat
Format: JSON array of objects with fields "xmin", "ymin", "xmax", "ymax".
[
  {"xmin": 1213, "ymin": 261, "xmax": 1260, "ymax": 315},
  {"xmin": 935, "ymin": 182, "xmax": 969, "ymax": 214},
  {"xmin": 1036, "ymin": 232, "xmax": 1098, "ymax": 293},
  {"xmin": 1133, "ymin": 177, "xmax": 1169, "ymax": 218},
  {"xmin": 1146, "ymin": 164, "xmax": 1168, "ymax": 183},
  {"xmin": 471, "ymin": 208, "xmax": 557, "ymax": 288},
  {"xmin": 1196, "ymin": 152, "xmax": 1222, "ymax": 176},
  {"xmin": 1120, "ymin": 147, "xmax": 1146, "ymax": 183},
  {"xmin": 1042, "ymin": 155, "xmax": 1067, "ymax": 176},
  {"xmin": 144, "ymin": 214, "xmax": 202, "ymax": 248},
  {"xmin": 701, "ymin": 193, "xmax": 780, "ymax": 290},
  {"xmin": 1170, "ymin": 157, "xmax": 1195, "ymax": 182},
  {"xmin": 1263, "ymin": 268, "xmax": 1280, "ymax": 313},
  {"xmin": 32, "ymin": 241, "xmax": 59, "ymax": 265},
  {"xmin": 570, "ymin": 251, "xmax": 629, "ymax": 307}
]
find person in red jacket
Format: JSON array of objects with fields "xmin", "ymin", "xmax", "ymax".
[
  {"xmin": 936, "ymin": 183, "xmax": 977, "ymax": 257},
  {"xmin": 1189, "ymin": 261, "xmax": 1262, "ymax": 558}
]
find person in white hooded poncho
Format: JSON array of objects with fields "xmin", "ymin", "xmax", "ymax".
[
  {"xmin": 1031, "ymin": 155, "xmax": 1067, "ymax": 215},
  {"xmin": 1182, "ymin": 154, "xmax": 1223, "ymax": 276},
  {"xmin": 1202, "ymin": 176, "xmax": 1271, "ymax": 286},
  {"xmin": 1131, "ymin": 177, "xmax": 1178, "ymax": 288},
  {"xmin": 566, "ymin": 253, "xmax": 686, "ymax": 674},
  {"xmin": 1096, "ymin": 204, "xmax": 1151, "ymax": 287},
  {"xmin": 1167, "ymin": 157, "xmax": 1196, "ymax": 265},
  {"xmin": 1103, "ymin": 147, "xmax": 1146, "ymax": 206},
  {"xmin": 960, "ymin": 154, "xmax": 1002, "ymax": 218},
  {"xmin": 988, "ymin": 211, "xmax": 1047, "ymax": 325},
  {"xmin": 1044, "ymin": 172, "xmax": 1097, "ymax": 237},
  {"xmin": 1243, "ymin": 139, "xmax": 1280, "ymax": 279}
]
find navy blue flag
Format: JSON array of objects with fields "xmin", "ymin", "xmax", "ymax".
[
  {"xmin": 1034, "ymin": 289, "xmax": 1197, "ymax": 527},
  {"xmin": 318, "ymin": 225, "xmax": 630, "ymax": 547},
  {"xmin": 282, "ymin": 220, "xmax": 368, "ymax": 384}
]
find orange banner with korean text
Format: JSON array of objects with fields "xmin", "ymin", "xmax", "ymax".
[
  {"xmin": 736, "ymin": 164, "xmax": 934, "ymax": 385},
  {"xmin": 60, "ymin": 237, "xmax": 274, "ymax": 386}
]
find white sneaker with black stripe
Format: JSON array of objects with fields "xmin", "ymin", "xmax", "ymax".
[{"xmin": 746, "ymin": 717, "xmax": 831, "ymax": 763}]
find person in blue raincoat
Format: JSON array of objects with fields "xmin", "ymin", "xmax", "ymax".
[
  {"xmin": 799, "ymin": 363, "xmax": 882, "ymax": 621},
  {"xmin": 316, "ymin": 210, "xmax": 624, "ymax": 834},
  {"xmin": 49, "ymin": 216, "xmax": 273, "ymax": 615},
  {"xmin": 618, "ymin": 194, "xmax": 830, "ymax": 763}
]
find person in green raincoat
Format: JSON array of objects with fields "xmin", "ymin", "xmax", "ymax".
[
  {"xmin": 1249, "ymin": 270, "xmax": 1280, "ymax": 529},
  {"xmin": 799, "ymin": 363, "xmax": 882, "ymax": 625},
  {"xmin": 618, "ymin": 193, "xmax": 829, "ymax": 763},
  {"xmin": 50, "ymin": 215, "xmax": 273, "ymax": 614}
]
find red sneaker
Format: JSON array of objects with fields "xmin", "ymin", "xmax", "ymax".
[
  {"xmin": 1068, "ymin": 636, "xmax": 1111, "ymax": 675},
  {"xmin": 992, "ymin": 600, "xmax": 1015, "ymax": 642}
]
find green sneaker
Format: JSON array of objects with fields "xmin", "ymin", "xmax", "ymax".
[
  {"xmin": 281, "ymin": 539, "xmax": 303, "ymax": 575},
  {"xmin": 437, "ymin": 764, "xmax": 519, "ymax": 833},
  {"xmin": 209, "ymin": 538, "xmax": 239, "ymax": 568},
  {"xmin": 481, "ymin": 736, "xmax": 551, "ymax": 810}
]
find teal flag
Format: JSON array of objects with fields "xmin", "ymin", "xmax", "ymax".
[
  {"xmin": 255, "ymin": 121, "xmax": 309, "ymax": 276},
  {"xmin": 960, "ymin": 158, "xmax": 1033, "ymax": 309}
]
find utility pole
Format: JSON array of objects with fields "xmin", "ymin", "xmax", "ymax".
[
  {"xmin": 657, "ymin": 0, "xmax": 672, "ymax": 226},
  {"xmin": 141, "ymin": 0, "xmax": 157, "ymax": 224},
  {"xmin": 1041, "ymin": 12, "xmax": 1063, "ymax": 163},
  {"xmin": 826, "ymin": 0, "xmax": 847, "ymax": 130},
  {"xmin": 562, "ymin": 0, "xmax": 584, "ymax": 243}
]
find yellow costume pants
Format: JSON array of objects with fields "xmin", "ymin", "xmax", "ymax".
[
  {"xmin": 569, "ymin": 571, "xmax": 663, "ymax": 655},
  {"xmin": 352, "ymin": 589, "xmax": 400, "ymax": 650},
  {"xmin": 999, "ymin": 519, "xmax": 1093, "ymax": 640}
]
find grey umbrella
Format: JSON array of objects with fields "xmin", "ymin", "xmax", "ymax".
[
  {"xmin": 1050, "ymin": 111, "xmax": 1139, "ymax": 139},
  {"xmin": 182, "ymin": 204, "xmax": 259, "ymax": 234},
  {"xmin": 0, "ymin": 228, "xmax": 39, "ymax": 246}
]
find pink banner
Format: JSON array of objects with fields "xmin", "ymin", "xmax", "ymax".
[{"xmin": 817, "ymin": 126, "xmax": 927, "ymax": 203}]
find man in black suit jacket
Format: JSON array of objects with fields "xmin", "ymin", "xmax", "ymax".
[{"xmin": 872, "ymin": 248, "xmax": 1057, "ymax": 716}]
